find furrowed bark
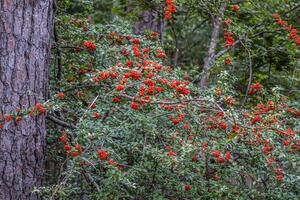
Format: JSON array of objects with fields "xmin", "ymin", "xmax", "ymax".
[{"xmin": 0, "ymin": 0, "xmax": 53, "ymax": 199}]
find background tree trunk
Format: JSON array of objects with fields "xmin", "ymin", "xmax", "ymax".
[
  {"xmin": 200, "ymin": 3, "xmax": 226, "ymax": 89},
  {"xmin": 0, "ymin": 0, "xmax": 53, "ymax": 199},
  {"xmin": 133, "ymin": 7, "xmax": 166, "ymax": 43}
]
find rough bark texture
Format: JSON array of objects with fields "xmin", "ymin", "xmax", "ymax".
[
  {"xmin": 134, "ymin": 10, "xmax": 158, "ymax": 33},
  {"xmin": 133, "ymin": 8, "xmax": 166, "ymax": 43},
  {"xmin": 0, "ymin": 0, "xmax": 53, "ymax": 199},
  {"xmin": 200, "ymin": 3, "xmax": 226, "ymax": 89}
]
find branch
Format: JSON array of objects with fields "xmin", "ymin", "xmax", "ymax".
[
  {"xmin": 198, "ymin": 22, "xmax": 266, "ymax": 84},
  {"xmin": 283, "ymin": 4, "xmax": 300, "ymax": 16},
  {"xmin": 82, "ymin": 169, "xmax": 101, "ymax": 192},
  {"xmin": 209, "ymin": 39, "xmax": 240, "ymax": 67},
  {"xmin": 120, "ymin": 94, "xmax": 209, "ymax": 105},
  {"xmin": 46, "ymin": 115, "xmax": 77, "ymax": 129},
  {"xmin": 54, "ymin": 23, "xmax": 62, "ymax": 81}
]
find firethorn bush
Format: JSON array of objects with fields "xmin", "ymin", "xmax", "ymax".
[
  {"xmin": 0, "ymin": 1, "xmax": 291, "ymax": 199},
  {"xmin": 19, "ymin": 10, "xmax": 296, "ymax": 198}
]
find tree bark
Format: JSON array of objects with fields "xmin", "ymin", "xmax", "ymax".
[
  {"xmin": 133, "ymin": 7, "xmax": 166, "ymax": 43},
  {"xmin": 200, "ymin": 3, "xmax": 226, "ymax": 89},
  {"xmin": 0, "ymin": 0, "xmax": 53, "ymax": 199}
]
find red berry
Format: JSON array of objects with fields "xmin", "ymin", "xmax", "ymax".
[
  {"xmin": 69, "ymin": 151, "xmax": 79, "ymax": 157},
  {"xmin": 64, "ymin": 145, "xmax": 71, "ymax": 151},
  {"xmin": 116, "ymin": 85, "xmax": 125, "ymax": 91},
  {"xmin": 184, "ymin": 185, "xmax": 192, "ymax": 191},
  {"xmin": 75, "ymin": 144, "xmax": 82, "ymax": 152},
  {"xmin": 5, "ymin": 115, "xmax": 13, "ymax": 122},
  {"xmin": 59, "ymin": 133, "xmax": 68, "ymax": 144},
  {"xmin": 57, "ymin": 92, "xmax": 65, "ymax": 100},
  {"xmin": 92, "ymin": 112, "xmax": 101, "ymax": 120},
  {"xmin": 83, "ymin": 41, "xmax": 96, "ymax": 51},
  {"xmin": 110, "ymin": 71, "xmax": 118, "ymax": 79},
  {"xmin": 233, "ymin": 4, "xmax": 239, "ymax": 12},
  {"xmin": 211, "ymin": 150, "xmax": 221, "ymax": 158},
  {"xmin": 111, "ymin": 97, "xmax": 121, "ymax": 103},
  {"xmin": 90, "ymin": 103, "xmax": 97, "ymax": 109},
  {"xmin": 276, "ymin": 175, "xmax": 283, "ymax": 183},
  {"xmin": 97, "ymin": 150, "xmax": 109, "ymax": 160},
  {"xmin": 225, "ymin": 56, "xmax": 231, "ymax": 65},
  {"xmin": 167, "ymin": 151, "xmax": 175, "ymax": 157},
  {"xmin": 225, "ymin": 151, "xmax": 232, "ymax": 161},
  {"xmin": 216, "ymin": 157, "xmax": 226, "ymax": 164},
  {"xmin": 130, "ymin": 102, "xmax": 139, "ymax": 110},
  {"xmin": 192, "ymin": 153, "xmax": 197, "ymax": 162}
]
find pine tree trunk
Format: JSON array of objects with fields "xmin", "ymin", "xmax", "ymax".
[{"xmin": 0, "ymin": 0, "xmax": 53, "ymax": 199}]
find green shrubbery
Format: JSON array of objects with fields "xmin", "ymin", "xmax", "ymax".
[{"xmin": 36, "ymin": 13, "xmax": 300, "ymax": 199}]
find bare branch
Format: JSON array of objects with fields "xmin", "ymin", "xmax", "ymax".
[{"xmin": 47, "ymin": 115, "xmax": 77, "ymax": 129}]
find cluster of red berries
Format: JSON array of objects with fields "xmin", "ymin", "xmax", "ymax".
[
  {"xmin": 146, "ymin": 31, "xmax": 159, "ymax": 41},
  {"xmin": 78, "ymin": 32, "xmax": 190, "ymax": 112},
  {"xmin": 248, "ymin": 82, "xmax": 263, "ymax": 95},
  {"xmin": 97, "ymin": 149, "xmax": 109, "ymax": 160},
  {"xmin": 225, "ymin": 96, "xmax": 235, "ymax": 106},
  {"xmin": 224, "ymin": 32, "xmax": 235, "ymax": 48},
  {"xmin": 0, "ymin": 103, "xmax": 47, "ymax": 129},
  {"xmin": 165, "ymin": 146, "xmax": 176, "ymax": 157},
  {"xmin": 225, "ymin": 56, "xmax": 231, "ymax": 65},
  {"xmin": 253, "ymin": 101, "xmax": 276, "ymax": 115},
  {"xmin": 207, "ymin": 111, "xmax": 228, "ymax": 131},
  {"xmin": 83, "ymin": 41, "xmax": 97, "ymax": 51},
  {"xmin": 273, "ymin": 13, "xmax": 300, "ymax": 49},
  {"xmin": 97, "ymin": 150, "xmax": 122, "ymax": 170},
  {"xmin": 211, "ymin": 150, "xmax": 232, "ymax": 164},
  {"xmin": 29, "ymin": 103, "xmax": 47, "ymax": 116},
  {"xmin": 169, "ymin": 113, "xmax": 185, "ymax": 125},
  {"xmin": 130, "ymin": 101, "xmax": 139, "ymax": 110},
  {"xmin": 223, "ymin": 5, "xmax": 239, "ymax": 65},
  {"xmin": 164, "ymin": 0, "xmax": 176, "ymax": 21},
  {"xmin": 57, "ymin": 92, "xmax": 65, "ymax": 100},
  {"xmin": 0, "ymin": 90, "xmax": 69, "ymax": 129},
  {"xmin": 251, "ymin": 115, "xmax": 262, "ymax": 125},
  {"xmin": 274, "ymin": 168, "xmax": 283, "ymax": 183},
  {"xmin": 59, "ymin": 132, "xmax": 83, "ymax": 157}
]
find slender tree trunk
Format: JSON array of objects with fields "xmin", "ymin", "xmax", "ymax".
[
  {"xmin": 0, "ymin": 0, "xmax": 53, "ymax": 199},
  {"xmin": 200, "ymin": 3, "xmax": 226, "ymax": 89}
]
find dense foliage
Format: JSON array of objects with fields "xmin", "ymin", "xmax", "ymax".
[{"xmin": 2, "ymin": 0, "xmax": 298, "ymax": 199}]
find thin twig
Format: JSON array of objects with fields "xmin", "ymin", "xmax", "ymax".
[{"xmin": 240, "ymin": 40, "xmax": 253, "ymax": 107}]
